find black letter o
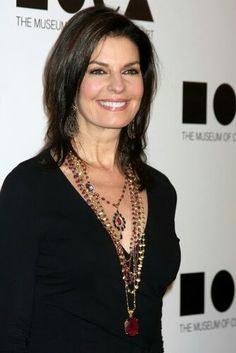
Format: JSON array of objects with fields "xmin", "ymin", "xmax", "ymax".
[
  {"xmin": 213, "ymin": 84, "xmax": 236, "ymax": 125},
  {"xmin": 211, "ymin": 270, "xmax": 234, "ymax": 312},
  {"xmin": 58, "ymin": 0, "xmax": 85, "ymax": 13}
]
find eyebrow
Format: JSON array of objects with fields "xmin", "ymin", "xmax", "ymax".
[{"xmin": 88, "ymin": 60, "xmax": 140, "ymax": 68}]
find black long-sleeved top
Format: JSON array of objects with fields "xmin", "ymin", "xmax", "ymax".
[{"xmin": 0, "ymin": 152, "xmax": 180, "ymax": 353}]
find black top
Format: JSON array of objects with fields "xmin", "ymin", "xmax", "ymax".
[{"xmin": 0, "ymin": 152, "xmax": 180, "ymax": 353}]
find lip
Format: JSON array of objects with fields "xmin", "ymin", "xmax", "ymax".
[{"xmin": 97, "ymin": 99, "xmax": 129, "ymax": 112}]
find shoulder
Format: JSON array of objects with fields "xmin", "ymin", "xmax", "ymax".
[
  {"xmin": 1, "ymin": 150, "xmax": 54, "ymax": 196},
  {"xmin": 142, "ymin": 164, "xmax": 177, "ymax": 212},
  {"xmin": 144, "ymin": 164, "xmax": 176, "ymax": 194}
]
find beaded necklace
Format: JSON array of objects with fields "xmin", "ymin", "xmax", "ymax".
[
  {"xmin": 65, "ymin": 151, "xmax": 146, "ymax": 336},
  {"xmin": 81, "ymin": 161, "xmax": 128, "ymax": 240}
]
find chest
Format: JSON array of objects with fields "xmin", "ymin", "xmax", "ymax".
[{"xmin": 35, "ymin": 183, "xmax": 180, "ymax": 296}]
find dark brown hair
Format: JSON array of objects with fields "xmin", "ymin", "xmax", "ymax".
[{"xmin": 43, "ymin": 5, "xmax": 157, "ymax": 187}]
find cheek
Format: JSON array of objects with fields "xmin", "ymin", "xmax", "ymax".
[
  {"xmin": 79, "ymin": 78, "xmax": 103, "ymax": 100},
  {"xmin": 134, "ymin": 80, "xmax": 144, "ymax": 101}
]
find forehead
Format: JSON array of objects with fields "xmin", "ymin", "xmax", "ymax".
[{"xmin": 90, "ymin": 36, "xmax": 140, "ymax": 63}]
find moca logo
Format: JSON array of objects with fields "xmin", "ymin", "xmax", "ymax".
[
  {"xmin": 182, "ymin": 81, "xmax": 236, "ymax": 126},
  {"xmin": 180, "ymin": 270, "xmax": 235, "ymax": 316},
  {"xmin": 16, "ymin": 0, "xmax": 154, "ymax": 22}
]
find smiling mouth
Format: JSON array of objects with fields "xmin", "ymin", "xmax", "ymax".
[{"xmin": 97, "ymin": 100, "xmax": 128, "ymax": 111}]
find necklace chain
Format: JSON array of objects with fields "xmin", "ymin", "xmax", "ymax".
[
  {"xmin": 79, "ymin": 157, "xmax": 128, "ymax": 238},
  {"xmin": 65, "ymin": 151, "xmax": 146, "ymax": 336},
  {"xmin": 79, "ymin": 158, "xmax": 128, "ymax": 208}
]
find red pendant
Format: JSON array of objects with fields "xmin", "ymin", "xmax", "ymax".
[
  {"xmin": 124, "ymin": 316, "xmax": 139, "ymax": 336},
  {"xmin": 113, "ymin": 210, "xmax": 126, "ymax": 231}
]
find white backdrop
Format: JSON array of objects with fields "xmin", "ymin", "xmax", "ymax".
[{"xmin": 0, "ymin": 1, "xmax": 236, "ymax": 352}]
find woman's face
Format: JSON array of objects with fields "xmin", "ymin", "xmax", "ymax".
[{"xmin": 77, "ymin": 36, "xmax": 144, "ymax": 133}]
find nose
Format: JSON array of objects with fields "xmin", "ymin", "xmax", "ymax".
[{"xmin": 107, "ymin": 73, "xmax": 125, "ymax": 93}]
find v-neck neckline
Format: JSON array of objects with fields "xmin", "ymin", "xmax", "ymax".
[{"xmin": 50, "ymin": 154, "xmax": 150, "ymax": 255}]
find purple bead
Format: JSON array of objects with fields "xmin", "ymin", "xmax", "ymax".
[{"xmin": 86, "ymin": 182, "xmax": 94, "ymax": 192}]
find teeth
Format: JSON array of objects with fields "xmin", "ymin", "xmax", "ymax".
[{"xmin": 100, "ymin": 101, "xmax": 126, "ymax": 108}]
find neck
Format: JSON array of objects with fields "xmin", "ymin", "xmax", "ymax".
[{"xmin": 72, "ymin": 128, "xmax": 121, "ymax": 171}]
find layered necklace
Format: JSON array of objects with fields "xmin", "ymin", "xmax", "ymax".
[{"xmin": 65, "ymin": 150, "xmax": 146, "ymax": 336}]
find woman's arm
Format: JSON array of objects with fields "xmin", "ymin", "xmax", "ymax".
[{"xmin": 0, "ymin": 167, "xmax": 40, "ymax": 352}]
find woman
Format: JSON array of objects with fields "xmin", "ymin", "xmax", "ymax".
[{"xmin": 0, "ymin": 6, "xmax": 180, "ymax": 353}]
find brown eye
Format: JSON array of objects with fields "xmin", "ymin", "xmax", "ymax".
[
  {"xmin": 89, "ymin": 69, "xmax": 107, "ymax": 75},
  {"xmin": 123, "ymin": 68, "xmax": 140, "ymax": 75}
]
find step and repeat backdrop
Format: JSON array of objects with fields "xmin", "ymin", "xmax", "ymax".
[{"xmin": 1, "ymin": 1, "xmax": 235, "ymax": 352}]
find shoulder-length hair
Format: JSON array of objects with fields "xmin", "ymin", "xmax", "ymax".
[{"xmin": 43, "ymin": 5, "xmax": 157, "ymax": 188}]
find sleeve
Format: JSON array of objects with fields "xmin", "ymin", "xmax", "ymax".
[
  {"xmin": 163, "ymin": 174, "xmax": 179, "ymax": 240},
  {"xmin": 0, "ymin": 168, "xmax": 40, "ymax": 352},
  {"xmin": 169, "ymin": 179, "xmax": 179, "ymax": 238}
]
